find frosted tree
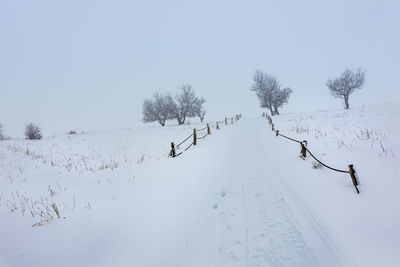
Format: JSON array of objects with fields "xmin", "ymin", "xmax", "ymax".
[
  {"xmin": 250, "ymin": 70, "xmax": 292, "ymax": 116},
  {"xmin": 326, "ymin": 68, "xmax": 365, "ymax": 109},
  {"xmin": 142, "ymin": 93, "xmax": 175, "ymax": 126},
  {"xmin": 272, "ymin": 87, "xmax": 292, "ymax": 115},
  {"xmin": 143, "ymin": 85, "xmax": 206, "ymax": 126},
  {"xmin": 250, "ymin": 70, "xmax": 276, "ymax": 115},
  {"xmin": 172, "ymin": 84, "xmax": 202, "ymax": 125},
  {"xmin": 193, "ymin": 97, "xmax": 206, "ymax": 122},
  {"xmin": 25, "ymin": 123, "xmax": 42, "ymax": 140}
]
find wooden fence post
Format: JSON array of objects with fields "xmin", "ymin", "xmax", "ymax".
[
  {"xmin": 216, "ymin": 122, "xmax": 219, "ymax": 130},
  {"xmin": 207, "ymin": 123, "xmax": 211, "ymax": 135},
  {"xmin": 225, "ymin": 118, "xmax": 227, "ymax": 125},
  {"xmin": 348, "ymin": 165, "xmax": 360, "ymax": 194},
  {"xmin": 193, "ymin": 128, "xmax": 197, "ymax": 145},
  {"xmin": 272, "ymin": 123, "xmax": 274, "ymax": 131},
  {"xmin": 300, "ymin": 141, "xmax": 307, "ymax": 159},
  {"xmin": 170, "ymin": 142, "xmax": 176, "ymax": 157}
]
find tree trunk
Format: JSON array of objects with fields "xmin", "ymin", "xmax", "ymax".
[
  {"xmin": 159, "ymin": 116, "xmax": 166, "ymax": 126},
  {"xmin": 344, "ymin": 95, "xmax": 350, "ymax": 109},
  {"xmin": 274, "ymin": 105, "xmax": 279, "ymax": 115},
  {"xmin": 269, "ymin": 105, "xmax": 274, "ymax": 116}
]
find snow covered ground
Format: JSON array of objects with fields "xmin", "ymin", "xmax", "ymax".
[{"xmin": 0, "ymin": 103, "xmax": 399, "ymax": 266}]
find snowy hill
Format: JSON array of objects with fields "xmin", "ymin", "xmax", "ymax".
[{"xmin": 0, "ymin": 104, "xmax": 399, "ymax": 267}]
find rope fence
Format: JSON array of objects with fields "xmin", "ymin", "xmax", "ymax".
[
  {"xmin": 262, "ymin": 111, "xmax": 360, "ymax": 194},
  {"xmin": 197, "ymin": 133, "xmax": 208, "ymax": 140},
  {"xmin": 169, "ymin": 114, "xmax": 242, "ymax": 158},
  {"xmin": 176, "ymin": 133, "xmax": 193, "ymax": 148},
  {"xmin": 197, "ymin": 126, "xmax": 208, "ymax": 132}
]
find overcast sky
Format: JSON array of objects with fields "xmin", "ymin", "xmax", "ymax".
[{"xmin": 1, "ymin": 0, "xmax": 399, "ymax": 137}]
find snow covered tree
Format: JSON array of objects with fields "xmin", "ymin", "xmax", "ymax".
[
  {"xmin": 193, "ymin": 97, "xmax": 206, "ymax": 122},
  {"xmin": 272, "ymin": 87, "xmax": 292, "ymax": 115},
  {"xmin": 326, "ymin": 68, "xmax": 365, "ymax": 109},
  {"xmin": 250, "ymin": 70, "xmax": 292, "ymax": 116},
  {"xmin": 171, "ymin": 84, "xmax": 202, "ymax": 125},
  {"xmin": 25, "ymin": 123, "xmax": 42, "ymax": 140},
  {"xmin": 143, "ymin": 85, "xmax": 206, "ymax": 126},
  {"xmin": 142, "ymin": 93, "xmax": 175, "ymax": 126}
]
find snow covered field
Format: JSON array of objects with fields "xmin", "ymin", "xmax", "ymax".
[{"xmin": 1, "ymin": 104, "xmax": 399, "ymax": 267}]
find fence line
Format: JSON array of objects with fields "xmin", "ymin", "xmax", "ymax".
[
  {"xmin": 176, "ymin": 133, "xmax": 193, "ymax": 148},
  {"xmin": 276, "ymin": 131, "xmax": 302, "ymax": 144},
  {"xmin": 263, "ymin": 112, "xmax": 360, "ymax": 194},
  {"xmin": 197, "ymin": 126, "xmax": 208, "ymax": 132},
  {"xmin": 169, "ymin": 114, "xmax": 242, "ymax": 158},
  {"xmin": 197, "ymin": 133, "xmax": 208, "ymax": 140},
  {"xmin": 304, "ymin": 147, "xmax": 349, "ymax": 174}
]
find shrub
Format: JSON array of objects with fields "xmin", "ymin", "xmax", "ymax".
[{"xmin": 25, "ymin": 123, "xmax": 42, "ymax": 140}]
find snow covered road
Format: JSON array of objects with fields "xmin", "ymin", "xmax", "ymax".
[{"xmin": 171, "ymin": 118, "xmax": 346, "ymax": 267}]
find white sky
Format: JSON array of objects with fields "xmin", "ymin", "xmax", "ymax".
[{"xmin": 1, "ymin": 0, "xmax": 399, "ymax": 137}]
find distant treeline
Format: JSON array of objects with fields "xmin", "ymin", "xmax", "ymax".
[{"xmin": 142, "ymin": 84, "xmax": 206, "ymax": 126}]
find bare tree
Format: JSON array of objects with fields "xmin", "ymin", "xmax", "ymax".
[
  {"xmin": 326, "ymin": 68, "xmax": 365, "ymax": 109},
  {"xmin": 193, "ymin": 97, "xmax": 206, "ymax": 122},
  {"xmin": 25, "ymin": 123, "xmax": 42, "ymax": 140},
  {"xmin": 0, "ymin": 124, "xmax": 3, "ymax": 140},
  {"xmin": 250, "ymin": 70, "xmax": 276, "ymax": 115},
  {"xmin": 250, "ymin": 70, "xmax": 292, "ymax": 116},
  {"xmin": 272, "ymin": 87, "xmax": 292, "ymax": 115},
  {"xmin": 143, "ymin": 85, "xmax": 206, "ymax": 126},
  {"xmin": 142, "ymin": 93, "xmax": 175, "ymax": 126},
  {"xmin": 171, "ymin": 84, "xmax": 199, "ymax": 125}
]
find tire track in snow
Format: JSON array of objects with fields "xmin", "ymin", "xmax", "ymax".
[
  {"xmin": 271, "ymin": 171, "xmax": 347, "ymax": 266},
  {"xmin": 213, "ymin": 119, "xmax": 346, "ymax": 266}
]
